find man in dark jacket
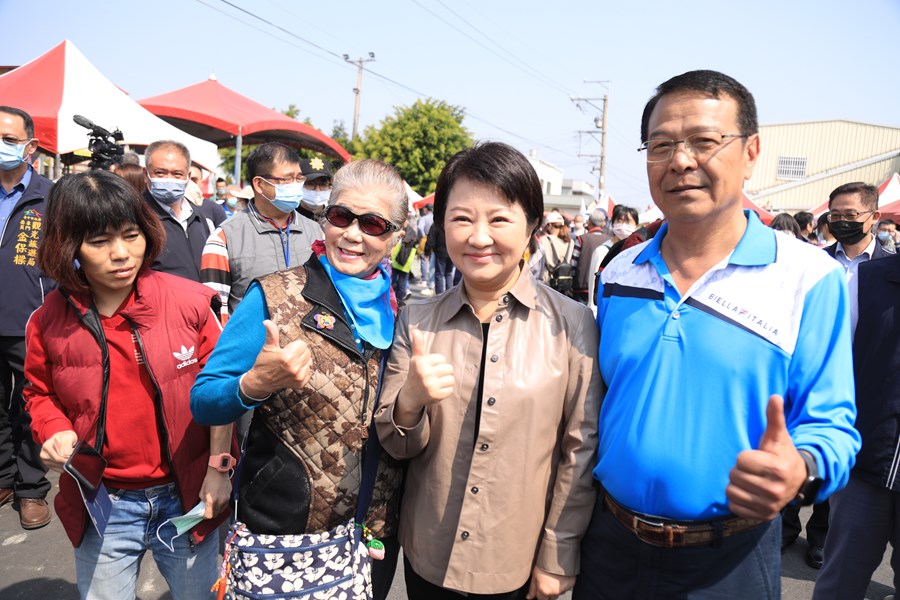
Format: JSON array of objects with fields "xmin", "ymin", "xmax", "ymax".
[
  {"xmin": 0, "ymin": 106, "xmax": 53, "ymax": 529},
  {"xmin": 143, "ymin": 140, "xmax": 225, "ymax": 282},
  {"xmin": 813, "ymin": 253, "xmax": 900, "ymax": 598}
]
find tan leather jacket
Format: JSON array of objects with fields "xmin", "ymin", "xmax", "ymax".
[{"xmin": 375, "ymin": 266, "xmax": 603, "ymax": 594}]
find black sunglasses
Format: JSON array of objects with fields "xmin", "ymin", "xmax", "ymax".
[{"xmin": 324, "ymin": 205, "xmax": 399, "ymax": 236}]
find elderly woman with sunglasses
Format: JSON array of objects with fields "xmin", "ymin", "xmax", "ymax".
[{"xmin": 191, "ymin": 159, "xmax": 405, "ymax": 599}]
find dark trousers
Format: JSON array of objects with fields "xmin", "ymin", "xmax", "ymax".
[
  {"xmin": 403, "ymin": 556, "xmax": 529, "ymax": 600},
  {"xmin": 781, "ymin": 499, "xmax": 829, "ymax": 547},
  {"xmin": 574, "ymin": 495, "xmax": 781, "ymax": 599},
  {"xmin": 813, "ymin": 477, "xmax": 900, "ymax": 599},
  {"xmin": 0, "ymin": 336, "xmax": 50, "ymax": 498},
  {"xmin": 371, "ymin": 535, "xmax": 400, "ymax": 600},
  {"xmin": 433, "ymin": 256, "xmax": 455, "ymax": 295}
]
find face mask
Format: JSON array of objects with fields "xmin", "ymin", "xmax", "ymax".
[
  {"xmin": 828, "ymin": 220, "xmax": 868, "ymax": 246},
  {"xmin": 155, "ymin": 501, "xmax": 206, "ymax": 552},
  {"xmin": 216, "ymin": 189, "xmax": 227, "ymax": 198},
  {"xmin": 226, "ymin": 197, "xmax": 238, "ymax": 208},
  {"xmin": 877, "ymin": 231, "xmax": 893, "ymax": 244},
  {"xmin": 148, "ymin": 177, "xmax": 188, "ymax": 205},
  {"xmin": 612, "ymin": 223, "xmax": 637, "ymax": 240},
  {"xmin": 263, "ymin": 181, "xmax": 304, "ymax": 213},
  {"xmin": 0, "ymin": 139, "xmax": 29, "ymax": 171},
  {"xmin": 573, "ymin": 224, "xmax": 585, "ymax": 235},
  {"xmin": 303, "ymin": 188, "xmax": 330, "ymax": 208}
]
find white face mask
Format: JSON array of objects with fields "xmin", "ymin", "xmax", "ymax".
[{"xmin": 612, "ymin": 223, "xmax": 637, "ymax": 240}]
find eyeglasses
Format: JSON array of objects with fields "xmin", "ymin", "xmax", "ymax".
[
  {"xmin": 304, "ymin": 180, "xmax": 333, "ymax": 192},
  {"xmin": 258, "ymin": 174, "xmax": 306, "ymax": 185},
  {"xmin": 1, "ymin": 135, "xmax": 31, "ymax": 146},
  {"xmin": 638, "ymin": 131, "xmax": 748, "ymax": 163},
  {"xmin": 324, "ymin": 205, "xmax": 399, "ymax": 236},
  {"xmin": 827, "ymin": 210, "xmax": 874, "ymax": 222}
]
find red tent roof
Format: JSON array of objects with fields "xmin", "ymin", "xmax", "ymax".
[
  {"xmin": 413, "ymin": 193, "xmax": 434, "ymax": 210},
  {"xmin": 139, "ymin": 77, "xmax": 350, "ymax": 162},
  {"xmin": 742, "ymin": 192, "xmax": 775, "ymax": 225}
]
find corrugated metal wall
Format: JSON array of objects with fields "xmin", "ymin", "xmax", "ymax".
[{"xmin": 746, "ymin": 121, "xmax": 900, "ymax": 211}]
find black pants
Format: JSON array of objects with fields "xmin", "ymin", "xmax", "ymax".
[
  {"xmin": 371, "ymin": 534, "xmax": 400, "ymax": 600},
  {"xmin": 404, "ymin": 556, "xmax": 529, "ymax": 600},
  {"xmin": 0, "ymin": 336, "xmax": 50, "ymax": 498},
  {"xmin": 781, "ymin": 499, "xmax": 829, "ymax": 547}
]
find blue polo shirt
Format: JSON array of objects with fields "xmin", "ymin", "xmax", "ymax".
[{"xmin": 594, "ymin": 211, "xmax": 860, "ymax": 520}]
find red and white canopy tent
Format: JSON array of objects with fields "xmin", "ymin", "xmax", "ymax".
[
  {"xmin": 413, "ymin": 192, "xmax": 434, "ymax": 211},
  {"xmin": 140, "ymin": 77, "xmax": 351, "ymax": 184},
  {"xmin": 0, "ymin": 40, "xmax": 219, "ymax": 171}
]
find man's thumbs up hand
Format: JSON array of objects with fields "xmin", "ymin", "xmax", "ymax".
[{"xmin": 726, "ymin": 395, "xmax": 809, "ymax": 520}]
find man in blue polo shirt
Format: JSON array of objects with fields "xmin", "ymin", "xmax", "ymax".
[{"xmin": 573, "ymin": 70, "xmax": 860, "ymax": 599}]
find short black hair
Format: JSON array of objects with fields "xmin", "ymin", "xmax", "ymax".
[
  {"xmin": 611, "ymin": 204, "xmax": 639, "ymax": 226},
  {"xmin": 829, "ymin": 182, "xmax": 878, "ymax": 211},
  {"xmin": 216, "ymin": 177, "xmax": 226, "ymax": 184},
  {"xmin": 434, "ymin": 142, "xmax": 542, "ymax": 234},
  {"xmin": 770, "ymin": 213, "xmax": 802, "ymax": 239},
  {"xmin": 879, "ymin": 219, "xmax": 897, "ymax": 228},
  {"xmin": 640, "ymin": 70, "xmax": 758, "ymax": 142},
  {"xmin": 246, "ymin": 142, "xmax": 301, "ymax": 180},
  {"xmin": 0, "ymin": 105, "xmax": 35, "ymax": 138},
  {"xmin": 793, "ymin": 211, "xmax": 814, "ymax": 230}
]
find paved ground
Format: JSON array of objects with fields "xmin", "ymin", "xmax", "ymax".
[{"xmin": 0, "ymin": 472, "xmax": 894, "ymax": 599}]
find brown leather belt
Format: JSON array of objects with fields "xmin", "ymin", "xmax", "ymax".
[{"xmin": 603, "ymin": 492, "xmax": 764, "ymax": 548}]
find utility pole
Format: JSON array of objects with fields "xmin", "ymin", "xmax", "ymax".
[
  {"xmin": 343, "ymin": 52, "xmax": 376, "ymax": 141},
  {"xmin": 572, "ymin": 80, "xmax": 609, "ymax": 203}
]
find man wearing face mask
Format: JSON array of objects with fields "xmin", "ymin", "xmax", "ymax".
[
  {"xmin": 200, "ymin": 142, "xmax": 322, "ymax": 323},
  {"xmin": 0, "ymin": 106, "xmax": 54, "ymax": 529},
  {"xmin": 297, "ymin": 157, "xmax": 333, "ymax": 220},
  {"xmin": 143, "ymin": 140, "xmax": 225, "ymax": 282},
  {"xmin": 823, "ymin": 182, "xmax": 894, "ymax": 333}
]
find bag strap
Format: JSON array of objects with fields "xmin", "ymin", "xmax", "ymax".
[
  {"xmin": 547, "ymin": 237, "xmax": 562, "ymax": 268},
  {"xmin": 354, "ymin": 349, "xmax": 389, "ymax": 524}
]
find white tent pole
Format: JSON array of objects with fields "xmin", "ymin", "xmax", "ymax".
[{"xmin": 234, "ymin": 127, "xmax": 242, "ymax": 185}]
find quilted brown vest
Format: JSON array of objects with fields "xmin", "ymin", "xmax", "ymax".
[{"xmin": 256, "ymin": 262, "xmax": 400, "ymax": 537}]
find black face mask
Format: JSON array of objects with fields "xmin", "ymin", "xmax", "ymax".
[{"xmin": 827, "ymin": 220, "xmax": 869, "ymax": 246}]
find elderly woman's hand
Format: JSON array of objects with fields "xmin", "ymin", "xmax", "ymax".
[
  {"xmin": 395, "ymin": 329, "xmax": 455, "ymax": 426},
  {"xmin": 240, "ymin": 320, "xmax": 313, "ymax": 399}
]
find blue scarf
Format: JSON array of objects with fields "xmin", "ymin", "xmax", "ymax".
[{"xmin": 318, "ymin": 255, "xmax": 394, "ymax": 350}]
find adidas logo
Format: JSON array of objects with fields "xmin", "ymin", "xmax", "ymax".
[{"xmin": 173, "ymin": 345, "xmax": 198, "ymax": 370}]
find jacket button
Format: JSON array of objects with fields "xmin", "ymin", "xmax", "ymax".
[
  {"xmin": 490, "ymin": 354, "xmax": 499, "ymax": 362},
  {"xmin": 487, "ymin": 397, "xmax": 496, "ymax": 406},
  {"xmin": 495, "ymin": 314, "xmax": 503, "ymax": 322},
  {"xmin": 461, "ymin": 531, "xmax": 470, "ymax": 540},
  {"xmin": 480, "ymin": 443, "xmax": 489, "ymax": 451},
  {"xmin": 471, "ymin": 486, "xmax": 479, "ymax": 494}
]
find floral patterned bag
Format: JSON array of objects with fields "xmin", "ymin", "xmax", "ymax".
[{"xmin": 220, "ymin": 519, "xmax": 372, "ymax": 599}]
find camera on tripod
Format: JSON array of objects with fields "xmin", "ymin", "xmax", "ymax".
[{"xmin": 73, "ymin": 114, "xmax": 125, "ymax": 170}]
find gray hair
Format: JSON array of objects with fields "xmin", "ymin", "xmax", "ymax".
[
  {"xmin": 589, "ymin": 207, "xmax": 608, "ymax": 227},
  {"xmin": 144, "ymin": 140, "xmax": 191, "ymax": 171},
  {"xmin": 329, "ymin": 159, "xmax": 408, "ymax": 228}
]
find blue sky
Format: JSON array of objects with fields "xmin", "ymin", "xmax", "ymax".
[{"xmin": 2, "ymin": 0, "xmax": 898, "ymax": 207}]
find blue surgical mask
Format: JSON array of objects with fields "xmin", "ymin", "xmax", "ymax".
[
  {"xmin": 155, "ymin": 501, "xmax": 206, "ymax": 552},
  {"xmin": 226, "ymin": 197, "xmax": 238, "ymax": 208},
  {"xmin": 0, "ymin": 139, "xmax": 29, "ymax": 171},
  {"xmin": 303, "ymin": 188, "xmax": 330, "ymax": 209},
  {"xmin": 148, "ymin": 177, "xmax": 188, "ymax": 205},
  {"xmin": 877, "ymin": 231, "xmax": 893, "ymax": 243},
  {"xmin": 264, "ymin": 182, "xmax": 304, "ymax": 213}
]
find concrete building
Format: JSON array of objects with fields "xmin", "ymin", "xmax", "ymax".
[
  {"xmin": 527, "ymin": 150, "xmax": 596, "ymax": 213},
  {"xmin": 746, "ymin": 120, "xmax": 900, "ymax": 212}
]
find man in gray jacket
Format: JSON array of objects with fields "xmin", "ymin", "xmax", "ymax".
[{"xmin": 200, "ymin": 143, "xmax": 323, "ymax": 323}]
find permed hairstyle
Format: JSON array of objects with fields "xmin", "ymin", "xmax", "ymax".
[
  {"xmin": 640, "ymin": 70, "xmax": 758, "ymax": 142},
  {"xmin": 38, "ymin": 170, "xmax": 166, "ymax": 293},
  {"xmin": 433, "ymin": 141, "xmax": 543, "ymax": 235},
  {"xmin": 329, "ymin": 159, "xmax": 409, "ymax": 228}
]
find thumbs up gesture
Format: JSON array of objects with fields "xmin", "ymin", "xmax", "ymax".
[
  {"xmin": 726, "ymin": 395, "xmax": 809, "ymax": 520},
  {"xmin": 240, "ymin": 320, "xmax": 313, "ymax": 399},
  {"xmin": 395, "ymin": 328, "xmax": 455, "ymax": 426}
]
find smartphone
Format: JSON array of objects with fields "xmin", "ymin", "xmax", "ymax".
[{"xmin": 63, "ymin": 440, "xmax": 107, "ymax": 493}]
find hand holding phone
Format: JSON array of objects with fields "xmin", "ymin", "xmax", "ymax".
[
  {"xmin": 63, "ymin": 440, "xmax": 108, "ymax": 493},
  {"xmin": 40, "ymin": 430, "xmax": 78, "ymax": 472}
]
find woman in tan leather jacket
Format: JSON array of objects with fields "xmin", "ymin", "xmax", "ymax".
[{"xmin": 375, "ymin": 142, "xmax": 603, "ymax": 600}]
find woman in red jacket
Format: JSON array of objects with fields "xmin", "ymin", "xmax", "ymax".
[{"xmin": 24, "ymin": 170, "xmax": 234, "ymax": 600}]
